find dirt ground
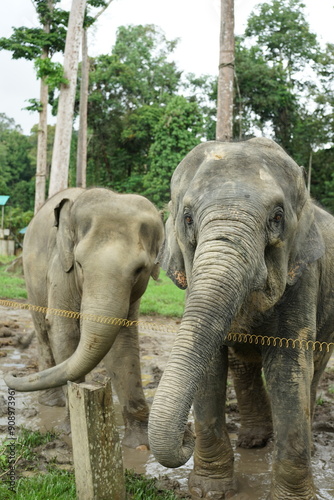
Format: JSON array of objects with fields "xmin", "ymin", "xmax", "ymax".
[{"xmin": 0, "ymin": 303, "xmax": 334, "ymax": 499}]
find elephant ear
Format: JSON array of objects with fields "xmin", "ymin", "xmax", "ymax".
[
  {"xmin": 54, "ymin": 198, "xmax": 74, "ymax": 273},
  {"xmin": 158, "ymin": 211, "xmax": 187, "ymax": 290},
  {"xmin": 287, "ymin": 202, "xmax": 325, "ymax": 285}
]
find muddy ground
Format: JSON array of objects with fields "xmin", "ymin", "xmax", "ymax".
[{"xmin": 0, "ymin": 304, "xmax": 333, "ymax": 499}]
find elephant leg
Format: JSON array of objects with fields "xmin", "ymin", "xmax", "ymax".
[
  {"xmin": 311, "ymin": 347, "xmax": 333, "ymax": 418},
  {"xmin": 39, "ymin": 304, "xmax": 82, "ymax": 414},
  {"xmin": 103, "ymin": 299, "xmax": 150, "ymax": 448},
  {"xmin": 43, "ymin": 310, "xmax": 81, "ymax": 430},
  {"xmin": 189, "ymin": 346, "xmax": 236, "ymax": 500},
  {"xmin": 228, "ymin": 350, "xmax": 273, "ymax": 448},
  {"xmin": 263, "ymin": 336, "xmax": 317, "ymax": 500}
]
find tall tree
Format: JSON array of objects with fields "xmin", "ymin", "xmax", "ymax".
[
  {"xmin": 35, "ymin": 0, "xmax": 54, "ymax": 212},
  {"xmin": 0, "ymin": 0, "xmax": 68, "ymax": 211},
  {"xmin": 76, "ymin": 0, "xmax": 114, "ymax": 188},
  {"xmin": 241, "ymin": 0, "xmax": 320, "ymax": 153},
  {"xmin": 86, "ymin": 25, "xmax": 182, "ymax": 191},
  {"xmin": 216, "ymin": 0, "xmax": 235, "ymax": 141},
  {"xmin": 49, "ymin": 0, "xmax": 87, "ymax": 197},
  {"xmin": 143, "ymin": 95, "xmax": 204, "ymax": 207}
]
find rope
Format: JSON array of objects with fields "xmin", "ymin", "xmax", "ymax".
[{"xmin": 1, "ymin": 299, "xmax": 333, "ymax": 353}]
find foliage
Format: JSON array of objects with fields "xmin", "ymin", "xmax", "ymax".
[
  {"xmin": 86, "ymin": 25, "xmax": 181, "ymax": 190},
  {"xmin": 34, "ymin": 58, "xmax": 69, "ymax": 90},
  {"xmin": 143, "ymin": 95, "xmax": 203, "ymax": 207},
  {"xmin": 86, "ymin": 25, "xmax": 206, "ymax": 199},
  {"xmin": 0, "ymin": 114, "xmax": 35, "ymax": 212},
  {"xmin": 4, "ymin": 208, "xmax": 33, "ymax": 237},
  {"xmin": 0, "ymin": 0, "xmax": 334, "ymax": 213},
  {"xmin": 235, "ymin": 0, "xmax": 323, "ymax": 153},
  {"xmin": 233, "ymin": 0, "xmax": 334, "ymax": 207},
  {"xmin": 244, "ymin": 0, "xmax": 319, "ymax": 74}
]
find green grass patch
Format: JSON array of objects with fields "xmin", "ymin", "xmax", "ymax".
[
  {"xmin": 0, "ymin": 255, "xmax": 27, "ymax": 300},
  {"xmin": 0, "ymin": 470, "xmax": 180, "ymax": 500},
  {"xmin": 140, "ymin": 270, "xmax": 185, "ymax": 317},
  {"xmin": 0, "ymin": 428, "xmax": 58, "ymax": 472},
  {"xmin": 0, "ymin": 429, "xmax": 180, "ymax": 499},
  {"xmin": 0, "ymin": 469, "xmax": 76, "ymax": 500}
]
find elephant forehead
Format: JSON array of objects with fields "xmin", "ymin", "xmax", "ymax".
[{"xmin": 184, "ymin": 161, "xmax": 280, "ymax": 200}]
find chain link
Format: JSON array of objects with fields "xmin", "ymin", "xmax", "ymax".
[{"xmin": 1, "ymin": 299, "xmax": 333, "ymax": 353}]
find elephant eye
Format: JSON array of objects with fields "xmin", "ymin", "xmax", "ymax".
[
  {"xmin": 270, "ymin": 207, "xmax": 284, "ymax": 226},
  {"xmin": 184, "ymin": 214, "xmax": 193, "ymax": 226}
]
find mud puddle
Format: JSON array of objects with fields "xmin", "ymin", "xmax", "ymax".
[{"xmin": 1, "ymin": 305, "xmax": 334, "ymax": 499}]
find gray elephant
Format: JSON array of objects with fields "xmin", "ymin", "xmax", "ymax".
[
  {"xmin": 148, "ymin": 138, "xmax": 334, "ymax": 499},
  {"xmin": 5, "ymin": 187, "xmax": 163, "ymax": 448}
]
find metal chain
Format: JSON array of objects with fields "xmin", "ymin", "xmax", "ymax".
[{"xmin": 1, "ymin": 299, "xmax": 333, "ymax": 353}]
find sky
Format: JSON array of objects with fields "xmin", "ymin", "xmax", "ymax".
[{"xmin": 0, "ymin": 0, "xmax": 333, "ymax": 135}]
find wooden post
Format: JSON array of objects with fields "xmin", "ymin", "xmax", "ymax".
[{"xmin": 68, "ymin": 379, "xmax": 126, "ymax": 500}]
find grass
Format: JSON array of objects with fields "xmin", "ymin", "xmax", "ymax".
[
  {"xmin": 140, "ymin": 271, "xmax": 185, "ymax": 317},
  {"xmin": 0, "ymin": 428, "xmax": 58, "ymax": 471},
  {"xmin": 0, "ymin": 255, "xmax": 185, "ymax": 318},
  {"xmin": 0, "ymin": 469, "xmax": 76, "ymax": 500},
  {"xmin": 0, "ymin": 256, "xmax": 27, "ymax": 300},
  {"xmin": 0, "ymin": 429, "xmax": 180, "ymax": 500}
]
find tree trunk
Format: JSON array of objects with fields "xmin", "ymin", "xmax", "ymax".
[
  {"xmin": 34, "ymin": 0, "xmax": 54, "ymax": 213},
  {"xmin": 216, "ymin": 0, "xmax": 235, "ymax": 142},
  {"xmin": 76, "ymin": 28, "xmax": 89, "ymax": 188},
  {"xmin": 34, "ymin": 62, "xmax": 48, "ymax": 213},
  {"xmin": 49, "ymin": 0, "xmax": 87, "ymax": 198}
]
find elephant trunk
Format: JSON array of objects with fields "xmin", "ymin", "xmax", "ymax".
[
  {"xmin": 5, "ymin": 297, "xmax": 129, "ymax": 392},
  {"xmin": 149, "ymin": 222, "xmax": 264, "ymax": 468}
]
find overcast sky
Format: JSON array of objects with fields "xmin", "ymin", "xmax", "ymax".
[{"xmin": 0, "ymin": 0, "xmax": 333, "ymax": 134}]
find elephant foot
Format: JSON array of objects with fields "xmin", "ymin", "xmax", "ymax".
[
  {"xmin": 237, "ymin": 425, "xmax": 272, "ymax": 449},
  {"xmin": 269, "ymin": 461, "xmax": 317, "ymax": 500},
  {"xmin": 38, "ymin": 388, "xmax": 66, "ymax": 407},
  {"xmin": 122, "ymin": 419, "xmax": 149, "ymax": 449},
  {"xmin": 189, "ymin": 471, "xmax": 237, "ymax": 500},
  {"xmin": 268, "ymin": 487, "xmax": 317, "ymax": 500}
]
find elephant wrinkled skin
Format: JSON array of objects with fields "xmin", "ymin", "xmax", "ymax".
[
  {"xmin": 5, "ymin": 187, "xmax": 163, "ymax": 448},
  {"xmin": 148, "ymin": 138, "xmax": 334, "ymax": 499}
]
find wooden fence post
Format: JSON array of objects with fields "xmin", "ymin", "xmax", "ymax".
[{"xmin": 68, "ymin": 379, "xmax": 126, "ymax": 500}]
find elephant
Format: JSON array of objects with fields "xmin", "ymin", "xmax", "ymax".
[
  {"xmin": 148, "ymin": 138, "xmax": 334, "ymax": 499},
  {"xmin": 5, "ymin": 187, "xmax": 164, "ymax": 448}
]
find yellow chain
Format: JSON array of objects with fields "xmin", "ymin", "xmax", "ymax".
[{"xmin": 1, "ymin": 299, "xmax": 333, "ymax": 353}]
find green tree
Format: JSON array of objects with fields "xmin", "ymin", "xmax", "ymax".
[
  {"xmin": 143, "ymin": 96, "xmax": 204, "ymax": 207},
  {"xmin": 233, "ymin": 38, "xmax": 298, "ymax": 142},
  {"xmin": 86, "ymin": 24, "xmax": 183, "ymax": 191},
  {"xmin": 236, "ymin": 0, "xmax": 321, "ymax": 152},
  {"xmin": 234, "ymin": 0, "xmax": 334, "ymax": 171},
  {"xmin": 0, "ymin": 114, "xmax": 35, "ymax": 212}
]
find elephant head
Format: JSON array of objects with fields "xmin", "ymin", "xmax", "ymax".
[
  {"xmin": 148, "ymin": 138, "xmax": 325, "ymax": 467},
  {"xmin": 5, "ymin": 188, "xmax": 163, "ymax": 391}
]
